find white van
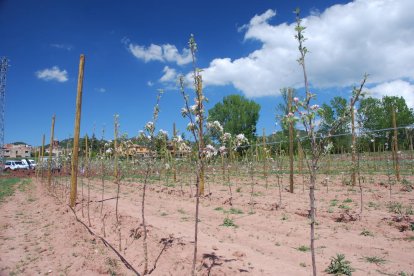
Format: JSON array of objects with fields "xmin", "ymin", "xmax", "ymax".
[{"xmin": 21, "ymin": 159, "xmax": 36, "ymax": 170}]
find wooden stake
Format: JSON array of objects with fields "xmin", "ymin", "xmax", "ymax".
[
  {"xmin": 263, "ymin": 128, "xmax": 268, "ymax": 188},
  {"xmin": 70, "ymin": 54, "xmax": 85, "ymax": 207},
  {"xmin": 392, "ymin": 107, "xmax": 400, "ymax": 181},
  {"xmin": 40, "ymin": 134, "xmax": 45, "ymax": 178},
  {"xmin": 351, "ymin": 105, "xmax": 356, "ymax": 186},
  {"xmin": 47, "ymin": 115, "xmax": 55, "ymax": 188}
]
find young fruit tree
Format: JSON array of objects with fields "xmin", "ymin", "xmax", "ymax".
[
  {"xmin": 178, "ymin": 34, "xmax": 208, "ymax": 276},
  {"xmin": 291, "ymin": 8, "xmax": 367, "ymax": 276}
]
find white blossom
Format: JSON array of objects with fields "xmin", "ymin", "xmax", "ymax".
[
  {"xmin": 203, "ymin": 144, "xmax": 217, "ymax": 158},
  {"xmin": 181, "ymin": 107, "xmax": 188, "ymax": 117},
  {"xmin": 187, "ymin": 122, "xmax": 195, "ymax": 131},
  {"xmin": 145, "ymin": 121, "xmax": 154, "ymax": 132},
  {"xmin": 310, "ymin": 104, "xmax": 320, "ymax": 110},
  {"xmin": 222, "ymin": 132, "xmax": 231, "ymax": 142}
]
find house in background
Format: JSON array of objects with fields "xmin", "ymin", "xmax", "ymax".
[
  {"xmin": 3, "ymin": 144, "xmax": 32, "ymax": 158},
  {"xmin": 44, "ymin": 140, "xmax": 63, "ymax": 157}
]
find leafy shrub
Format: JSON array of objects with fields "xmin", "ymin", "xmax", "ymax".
[
  {"xmin": 330, "ymin": 199, "xmax": 339, "ymax": 207},
  {"xmin": 221, "ymin": 217, "xmax": 237, "ymax": 228},
  {"xmin": 387, "ymin": 201, "xmax": 403, "ymax": 214},
  {"xmin": 325, "ymin": 254, "xmax": 354, "ymax": 275},
  {"xmin": 401, "ymin": 178, "xmax": 413, "ymax": 192}
]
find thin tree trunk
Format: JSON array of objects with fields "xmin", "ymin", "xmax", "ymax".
[
  {"xmin": 288, "ymin": 89, "xmax": 294, "ymax": 193},
  {"xmin": 100, "ymin": 149, "xmax": 105, "ymax": 216},
  {"xmin": 86, "ymin": 135, "xmax": 91, "ymax": 227},
  {"xmin": 309, "ymin": 166, "xmax": 317, "ymax": 276},
  {"xmin": 191, "ymin": 167, "xmax": 201, "ymax": 276},
  {"xmin": 142, "ymin": 166, "xmax": 150, "ymax": 275}
]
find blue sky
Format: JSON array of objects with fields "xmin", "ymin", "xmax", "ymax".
[{"xmin": 1, "ymin": 0, "xmax": 413, "ymax": 145}]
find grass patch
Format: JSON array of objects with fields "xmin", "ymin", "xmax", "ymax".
[
  {"xmin": 338, "ymin": 204, "xmax": 351, "ymax": 210},
  {"xmin": 18, "ymin": 178, "xmax": 32, "ymax": 192},
  {"xmin": 387, "ymin": 201, "xmax": 413, "ymax": 215},
  {"xmin": 228, "ymin": 208, "xmax": 243, "ymax": 215},
  {"xmin": 0, "ymin": 178, "xmax": 21, "ymax": 202},
  {"xmin": 297, "ymin": 245, "xmax": 310, "ymax": 252},
  {"xmin": 398, "ymin": 272, "xmax": 414, "ymax": 276},
  {"xmin": 330, "ymin": 199, "xmax": 339, "ymax": 207},
  {"xmin": 360, "ymin": 229, "xmax": 374, "ymax": 237},
  {"xmin": 363, "ymin": 256, "xmax": 386, "ymax": 265},
  {"xmin": 368, "ymin": 201, "xmax": 379, "ymax": 209},
  {"xmin": 221, "ymin": 217, "xmax": 238, "ymax": 228}
]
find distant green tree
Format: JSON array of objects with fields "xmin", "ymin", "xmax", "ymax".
[
  {"xmin": 208, "ymin": 94, "xmax": 261, "ymax": 142},
  {"xmin": 276, "ymin": 88, "xmax": 297, "ymax": 132},
  {"xmin": 320, "ymin": 96, "xmax": 351, "ymax": 152},
  {"xmin": 359, "ymin": 95, "xmax": 414, "ymax": 147}
]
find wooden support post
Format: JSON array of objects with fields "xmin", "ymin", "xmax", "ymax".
[
  {"xmin": 40, "ymin": 134, "xmax": 45, "ymax": 178},
  {"xmin": 392, "ymin": 107, "xmax": 400, "ymax": 181},
  {"xmin": 47, "ymin": 115, "xmax": 55, "ymax": 188},
  {"xmin": 70, "ymin": 55, "xmax": 85, "ymax": 208},
  {"xmin": 351, "ymin": 105, "xmax": 356, "ymax": 186},
  {"xmin": 263, "ymin": 128, "xmax": 268, "ymax": 188}
]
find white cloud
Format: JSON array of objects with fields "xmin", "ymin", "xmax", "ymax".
[
  {"xmin": 128, "ymin": 43, "xmax": 192, "ymax": 65},
  {"xmin": 95, "ymin": 87, "xmax": 106, "ymax": 93},
  {"xmin": 201, "ymin": 0, "xmax": 414, "ymax": 97},
  {"xmin": 36, "ymin": 66, "xmax": 68, "ymax": 82},
  {"xmin": 368, "ymin": 80, "xmax": 414, "ymax": 108},
  {"xmin": 51, "ymin": 44, "xmax": 73, "ymax": 51},
  {"xmin": 159, "ymin": 66, "xmax": 177, "ymax": 82},
  {"xmin": 147, "ymin": 81, "xmax": 154, "ymax": 87}
]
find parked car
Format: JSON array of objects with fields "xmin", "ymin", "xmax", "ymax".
[
  {"xmin": 4, "ymin": 160, "xmax": 28, "ymax": 171},
  {"xmin": 15, "ymin": 161, "xmax": 29, "ymax": 170}
]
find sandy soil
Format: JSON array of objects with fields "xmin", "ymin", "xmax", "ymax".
[{"xmin": 1, "ymin": 172, "xmax": 413, "ymax": 275}]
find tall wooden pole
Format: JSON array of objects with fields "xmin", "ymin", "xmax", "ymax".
[
  {"xmin": 70, "ymin": 55, "xmax": 85, "ymax": 207},
  {"xmin": 40, "ymin": 134, "xmax": 45, "ymax": 178},
  {"xmin": 47, "ymin": 115, "xmax": 55, "ymax": 188},
  {"xmin": 351, "ymin": 105, "xmax": 357, "ymax": 186},
  {"xmin": 392, "ymin": 107, "xmax": 400, "ymax": 181},
  {"xmin": 288, "ymin": 89, "xmax": 294, "ymax": 193},
  {"xmin": 262, "ymin": 128, "xmax": 268, "ymax": 188}
]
